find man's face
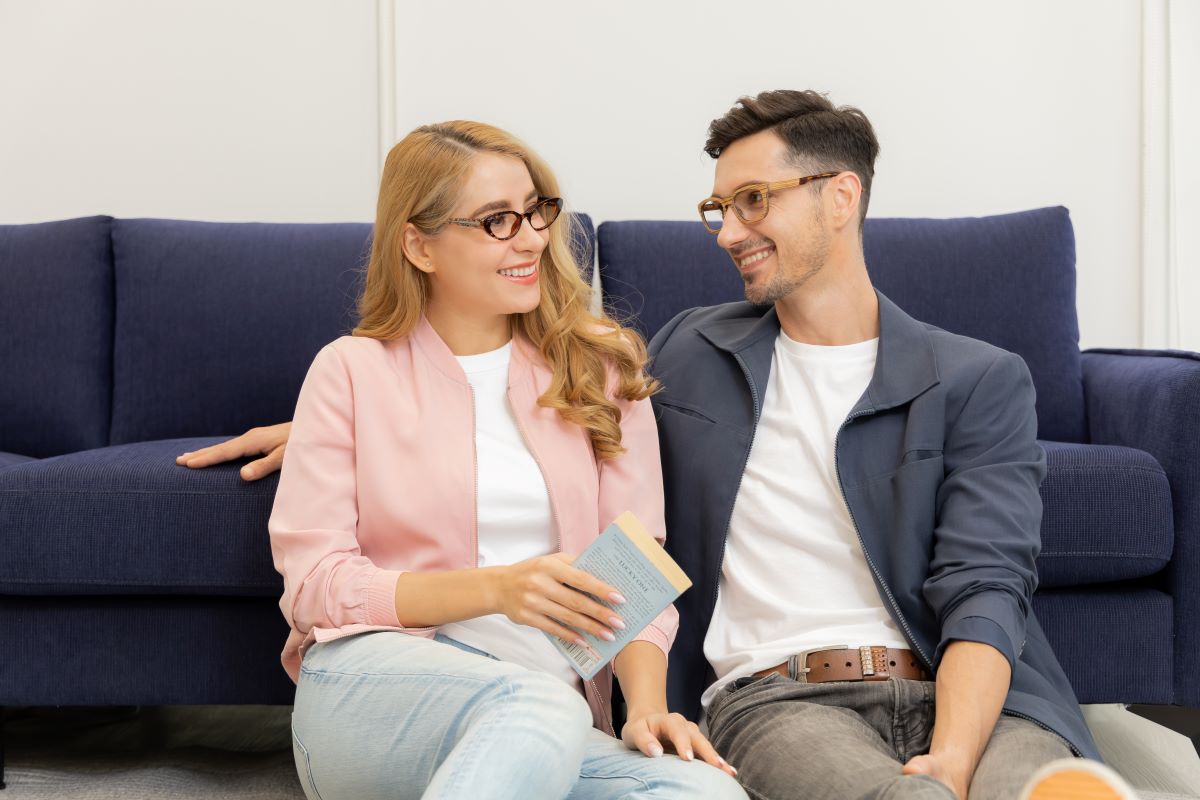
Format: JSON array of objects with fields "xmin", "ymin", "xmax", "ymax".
[{"xmin": 711, "ymin": 130, "xmax": 831, "ymax": 305}]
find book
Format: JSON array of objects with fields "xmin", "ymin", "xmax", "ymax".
[{"xmin": 548, "ymin": 511, "xmax": 692, "ymax": 680}]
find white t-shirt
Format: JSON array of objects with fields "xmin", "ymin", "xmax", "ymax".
[
  {"xmin": 437, "ymin": 341, "xmax": 582, "ymax": 691},
  {"xmin": 701, "ymin": 331, "xmax": 907, "ymax": 707}
]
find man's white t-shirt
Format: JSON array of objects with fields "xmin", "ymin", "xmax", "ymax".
[
  {"xmin": 438, "ymin": 341, "xmax": 582, "ymax": 691},
  {"xmin": 701, "ymin": 331, "xmax": 907, "ymax": 707}
]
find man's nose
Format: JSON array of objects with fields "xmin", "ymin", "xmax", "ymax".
[{"xmin": 716, "ymin": 210, "xmax": 750, "ymax": 251}]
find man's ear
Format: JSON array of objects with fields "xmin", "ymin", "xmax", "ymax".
[
  {"xmin": 402, "ymin": 223, "xmax": 435, "ymax": 273},
  {"xmin": 827, "ymin": 171, "xmax": 863, "ymax": 232}
]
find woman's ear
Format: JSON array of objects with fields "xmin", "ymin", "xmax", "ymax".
[{"xmin": 401, "ymin": 223, "xmax": 435, "ymax": 274}]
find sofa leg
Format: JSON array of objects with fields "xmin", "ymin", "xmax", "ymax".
[{"xmin": 1128, "ymin": 704, "xmax": 1200, "ymax": 757}]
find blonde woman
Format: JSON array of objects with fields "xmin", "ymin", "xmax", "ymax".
[{"xmin": 259, "ymin": 122, "xmax": 744, "ymax": 800}]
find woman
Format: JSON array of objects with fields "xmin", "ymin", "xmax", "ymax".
[{"xmin": 266, "ymin": 121, "xmax": 745, "ymax": 800}]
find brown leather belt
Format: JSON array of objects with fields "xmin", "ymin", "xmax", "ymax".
[{"xmin": 753, "ymin": 646, "xmax": 930, "ymax": 684}]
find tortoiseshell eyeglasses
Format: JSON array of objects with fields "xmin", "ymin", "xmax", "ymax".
[
  {"xmin": 697, "ymin": 172, "xmax": 840, "ymax": 234},
  {"xmin": 448, "ymin": 197, "xmax": 563, "ymax": 241}
]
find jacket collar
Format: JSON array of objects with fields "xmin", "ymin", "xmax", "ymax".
[
  {"xmin": 408, "ymin": 314, "xmax": 539, "ymax": 388},
  {"xmin": 696, "ymin": 290, "xmax": 940, "ymax": 414}
]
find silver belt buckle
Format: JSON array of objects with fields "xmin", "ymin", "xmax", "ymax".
[{"xmin": 789, "ymin": 644, "xmax": 848, "ymax": 683}]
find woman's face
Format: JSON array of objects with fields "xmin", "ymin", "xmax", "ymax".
[{"xmin": 416, "ymin": 153, "xmax": 549, "ymax": 324}]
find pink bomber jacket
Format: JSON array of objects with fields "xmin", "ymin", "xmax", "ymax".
[{"xmin": 268, "ymin": 316, "xmax": 679, "ymax": 733}]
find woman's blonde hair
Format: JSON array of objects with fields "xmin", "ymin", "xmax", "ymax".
[{"xmin": 354, "ymin": 121, "xmax": 657, "ymax": 460}]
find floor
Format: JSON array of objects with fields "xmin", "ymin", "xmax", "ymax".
[{"xmin": 2, "ymin": 705, "xmax": 1199, "ymax": 799}]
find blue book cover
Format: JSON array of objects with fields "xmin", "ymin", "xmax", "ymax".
[{"xmin": 548, "ymin": 511, "xmax": 692, "ymax": 680}]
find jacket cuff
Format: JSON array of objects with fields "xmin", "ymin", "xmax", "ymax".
[
  {"xmin": 365, "ymin": 567, "xmax": 404, "ymax": 628},
  {"xmin": 630, "ymin": 624, "xmax": 671, "ymax": 663},
  {"xmin": 936, "ymin": 589, "xmax": 1026, "ymax": 671}
]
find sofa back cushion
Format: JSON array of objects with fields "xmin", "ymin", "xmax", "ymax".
[
  {"xmin": 0, "ymin": 216, "xmax": 115, "ymax": 457},
  {"xmin": 109, "ymin": 215, "xmax": 596, "ymax": 443},
  {"xmin": 110, "ymin": 219, "xmax": 373, "ymax": 443},
  {"xmin": 598, "ymin": 206, "xmax": 1084, "ymax": 443}
]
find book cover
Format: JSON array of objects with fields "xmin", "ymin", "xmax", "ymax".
[{"xmin": 548, "ymin": 511, "xmax": 692, "ymax": 680}]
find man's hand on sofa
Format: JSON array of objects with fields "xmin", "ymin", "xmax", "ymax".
[{"xmin": 175, "ymin": 422, "xmax": 292, "ymax": 481}]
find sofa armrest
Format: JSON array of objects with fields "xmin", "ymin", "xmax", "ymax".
[{"xmin": 1083, "ymin": 348, "xmax": 1200, "ymax": 706}]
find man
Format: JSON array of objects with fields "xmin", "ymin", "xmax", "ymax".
[
  {"xmin": 182, "ymin": 90, "xmax": 1137, "ymax": 798},
  {"xmin": 647, "ymin": 90, "xmax": 1117, "ymax": 799}
]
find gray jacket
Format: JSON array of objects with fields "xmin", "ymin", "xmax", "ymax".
[{"xmin": 648, "ymin": 291, "xmax": 1099, "ymax": 759}]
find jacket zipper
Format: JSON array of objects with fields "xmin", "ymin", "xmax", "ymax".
[
  {"xmin": 508, "ymin": 388, "xmax": 615, "ymax": 737},
  {"xmin": 833, "ymin": 409, "xmax": 933, "ymax": 670},
  {"xmin": 470, "ymin": 385, "xmax": 479, "ymax": 568},
  {"xmin": 718, "ymin": 352, "xmax": 763, "ymax": 613},
  {"xmin": 1001, "ymin": 709, "xmax": 1081, "ymax": 757}
]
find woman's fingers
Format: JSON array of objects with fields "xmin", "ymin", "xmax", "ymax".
[
  {"xmin": 689, "ymin": 729, "xmax": 738, "ymax": 777},
  {"xmin": 546, "ymin": 583, "xmax": 623, "ymax": 636},
  {"xmin": 551, "ymin": 555, "xmax": 626, "ymax": 605},
  {"xmin": 526, "ymin": 613, "xmax": 588, "ymax": 649},
  {"xmin": 539, "ymin": 595, "xmax": 616, "ymax": 642},
  {"xmin": 622, "ymin": 718, "xmax": 665, "ymax": 758}
]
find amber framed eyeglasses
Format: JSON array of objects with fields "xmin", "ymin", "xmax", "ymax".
[
  {"xmin": 697, "ymin": 172, "xmax": 840, "ymax": 234},
  {"xmin": 448, "ymin": 196, "xmax": 563, "ymax": 241}
]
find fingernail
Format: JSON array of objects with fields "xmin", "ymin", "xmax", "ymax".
[
  {"xmin": 685, "ymin": 749, "xmax": 694, "ymax": 761},
  {"xmin": 599, "ymin": 630, "xmax": 616, "ymax": 642},
  {"xmin": 609, "ymin": 617, "xmax": 626, "ymax": 630},
  {"xmin": 731, "ymin": 767, "xmax": 738, "ymax": 776},
  {"xmin": 575, "ymin": 637, "xmax": 588, "ymax": 649},
  {"xmin": 241, "ymin": 467, "xmax": 255, "ymax": 478},
  {"xmin": 179, "ymin": 452, "xmax": 191, "ymax": 458},
  {"xmin": 649, "ymin": 744, "xmax": 663, "ymax": 757},
  {"xmin": 609, "ymin": 592, "xmax": 627, "ymax": 604}
]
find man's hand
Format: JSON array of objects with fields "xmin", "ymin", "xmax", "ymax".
[
  {"xmin": 901, "ymin": 752, "xmax": 970, "ymax": 799},
  {"xmin": 175, "ymin": 422, "xmax": 292, "ymax": 481},
  {"xmin": 621, "ymin": 709, "xmax": 737, "ymax": 778}
]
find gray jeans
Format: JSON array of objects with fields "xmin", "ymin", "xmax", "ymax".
[{"xmin": 706, "ymin": 673, "xmax": 1073, "ymax": 800}]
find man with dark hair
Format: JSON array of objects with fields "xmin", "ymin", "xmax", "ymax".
[{"xmin": 650, "ymin": 89, "xmax": 1128, "ymax": 798}]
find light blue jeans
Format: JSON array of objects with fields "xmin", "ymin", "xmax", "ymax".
[{"xmin": 291, "ymin": 631, "xmax": 747, "ymax": 800}]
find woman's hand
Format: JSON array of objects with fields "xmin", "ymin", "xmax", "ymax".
[
  {"xmin": 176, "ymin": 422, "xmax": 292, "ymax": 481},
  {"xmin": 491, "ymin": 553, "xmax": 626, "ymax": 647},
  {"xmin": 622, "ymin": 709, "xmax": 738, "ymax": 778}
]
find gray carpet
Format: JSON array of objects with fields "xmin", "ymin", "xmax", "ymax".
[{"xmin": 3, "ymin": 705, "xmax": 1198, "ymax": 798}]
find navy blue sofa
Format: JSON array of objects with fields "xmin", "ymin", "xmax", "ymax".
[{"xmin": 0, "ymin": 208, "xmax": 1196, "ymax": 761}]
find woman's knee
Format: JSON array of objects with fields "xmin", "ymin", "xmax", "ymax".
[{"xmin": 491, "ymin": 670, "xmax": 592, "ymax": 731}]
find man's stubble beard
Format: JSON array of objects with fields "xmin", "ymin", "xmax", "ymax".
[{"xmin": 742, "ymin": 222, "xmax": 832, "ymax": 306}]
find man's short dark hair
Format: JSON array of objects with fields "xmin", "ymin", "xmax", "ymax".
[{"xmin": 705, "ymin": 90, "xmax": 880, "ymax": 226}]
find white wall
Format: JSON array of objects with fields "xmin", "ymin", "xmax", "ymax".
[
  {"xmin": 1, "ymin": 1, "xmax": 1190, "ymax": 350},
  {"xmin": 0, "ymin": 1, "xmax": 379, "ymax": 223},
  {"xmin": 391, "ymin": 0, "xmax": 1143, "ymax": 350}
]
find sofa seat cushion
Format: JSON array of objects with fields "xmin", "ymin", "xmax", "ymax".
[
  {"xmin": 1037, "ymin": 441, "xmax": 1173, "ymax": 587},
  {"xmin": 0, "ymin": 438, "xmax": 281, "ymax": 596}
]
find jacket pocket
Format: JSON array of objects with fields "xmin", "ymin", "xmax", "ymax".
[{"xmin": 656, "ymin": 400, "xmax": 719, "ymax": 425}]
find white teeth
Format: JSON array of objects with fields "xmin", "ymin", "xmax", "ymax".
[
  {"xmin": 499, "ymin": 265, "xmax": 536, "ymax": 278},
  {"xmin": 739, "ymin": 249, "xmax": 773, "ymax": 268}
]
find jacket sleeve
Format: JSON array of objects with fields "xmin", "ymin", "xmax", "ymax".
[
  {"xmin": 268, "ymin": 344, "xmax": 410, "ymax": 636},
  {"xmin": 597, "ymin": 372, "xmax": 679, "ymax": 661},
  {"xmin": 923, "ymin": 351, "xmax": 1047, "ymax": 672}
]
